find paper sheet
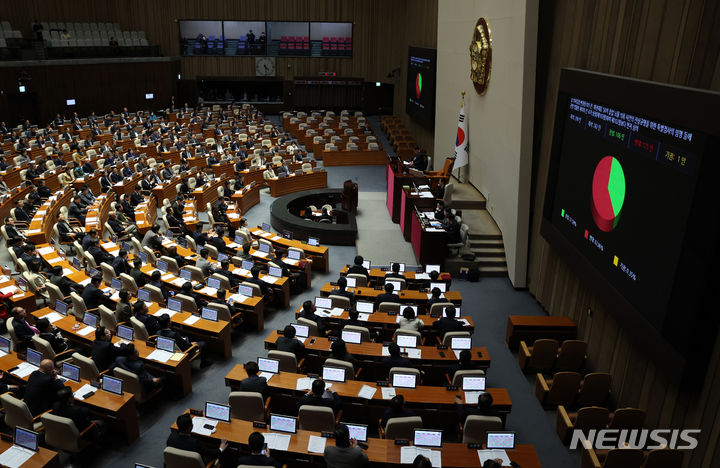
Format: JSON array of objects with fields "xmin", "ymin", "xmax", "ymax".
[
  {"xmin": 228, "ymin": 293, "xmax": 249, "ymax": 304},
  {"xmin": 358, "ymin": 313, "xmax": 370, "ymax": 322},
  {"xmin": 260, "ymin": 276, "xmax": 277, "ymax": 284},
  {"xmin": 258, "ymin": 372, "xmax": 274, "ymax": 382},
  {"xmin": 170, "ymin": 353, "xmax": 184, "ymax": 361},
  {"xmin": 40, "ymin": 312, "xmax": 64, "ymax": 323},
  {"xmin": 401, "ymin": 447, "xmax": 442, "ymax": 467},
  {"xmin": 77, "ymin": 326, "xmax": 96, "ymax": 336},
  {"xmin": 38, "ymin": 246, "xmax": 55, "ymax": 255},
  {"xmin": 464, "ymin": 391, "xmax": 482, "ymax": 405},
  {"xmin": 415, "ymin": 273, "xmax": 430, "ymax": 280},
  {"xmin": 153, "ymin": 308, "xmax": 178, "ymax": 318},
  {"xmin": 183, "ymin": 315, "xmax": 200, "ymax": 325},
  {"xmin": 11, "ymin": 362, "xmax": 37, "ymax": 378},
  {"xmin": 427, "ymin": 293, "xmax": 445, "ymax": 299},
  {"xmin": 0, "ymin": 286, "xmax": 20, "ymax": 295},
  {"xmin": 264, "ymin": 433, "xmax": 291, "ymax": 451},
  {"xmin": 191, "ymin": 416, "xmax": 217, "ymax": 436},
  {"xmin": 453, "ymin": 350, "xmax": 462, "ymax": 360},
  {"xmin": 0, "ymin": 445, "xmax": 36, "ymax": 468},
  {"xmin": 171, "ymin": 278, "xmax": 187, "ymax": 287},
  {"xmin": 296, "ymin": 377, "xmax": 314, "ymax": 391},
  {"xmin": 406, "ymin": 348, "xmax": 422, "ymax": 359},
  {"xmin": 358, "ymin": 384, "xmax": 377, "ymax": 400},
  {"xmin": 254, "ymin": 251, "xmax": 268, "ymax": 258},
  {"xmin": 330, "ymin": 308, "xmax": 345, "ymax": 317},
  {"xmin": 73, "ymin": 383, "xmax": 97, "ymax": 401},
  {"xmin": 234, "ymin": 268, "xmax": 251, "ymax": 277},
  {"xmin": 198, "ymin": 286, "xmax": 217, "ymax": 295},
  {"xmin": 147, "ymin": 349, "xmax": 174, "ymax": 363},
  {"xmin": 48, "ymin": 256, "xmax": 64, "ymax": 264},
  {"xmin": 381, "ymin": 347, "xmax": 390, "ymax": 357},
  {"xmin": 478, "ymin": 450, "xmax": 511, "ymax": 466},
  {"xmin": 283, "ymin": 258, "xmax": 298, "ymax": 265},
  {"xmin": 78, "ymin": 278, "xmax": 92, "ymax": 287},
  {"xmin": 381, "ymin": 387, "xmax": 396, "ymax": 400},
  {"xmin": 307, "ymin": 435, "xmax": 326, "ymax": 454}
]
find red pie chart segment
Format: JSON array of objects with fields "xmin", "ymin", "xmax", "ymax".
[{"xmin": 591, "ymin": 156, "xmax": 625, "ymax": 232}]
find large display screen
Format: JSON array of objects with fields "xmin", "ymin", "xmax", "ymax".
[
  {"xmin": 405, "ymin": 46, "xmax": 436, "ymax": 129},
  {"xmin": 542, "ymin": 69, "xmax": 720, "ymax": 384}
]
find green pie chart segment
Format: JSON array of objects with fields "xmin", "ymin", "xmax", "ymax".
[{"xmin": 591, "ymin": 156, "xmax": 625, "ymax": 232}]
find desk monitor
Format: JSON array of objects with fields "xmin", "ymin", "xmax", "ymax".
[
  {"xmin": 396, "ymin": 334, "xmax": 418, "ymax": 348},
  {"xmin": 291, "ymin": 323, "xmax": 309, "ymax": 338},
  {"xmin": 234, "ymin": 234, "xmax": 245, "ymax": 244},
  {"xmin": 450, "ymin": 337, "xmax": 472, "ymax": 350},
  {"xmin": 217, "ymin": 252, "xmax": 229, "ymax": 262},
  {"xmin": 61, "ymin": 362, "xmax": 80, "ymax": 382},
  {"xmin": 486, "ymin": 431, "xmax": 516, "ymax": 449},
  {"xmin": 55, "ymin": 299, "xmax": 68, "ymax": 315},
  {"xmin": 26, "ymin": 348, "xmax": 42, "ymax": 367},
  {"xmin": 356, "ymin": 301, "xmax": 374, "ymax": 313},
  {"xmin": 344, "ymin": 423, "xmax": 368, "ymax": 442},
  {"xmin": 391, "ymin": 372, "xmax": 417, "ymax": 389},
  {"xmin": 386, "ymin": 280, "xmax": 402, "ymax": 291},
  {"xmin": 168, "ymin": 298, "xmax": 183, "ymax": 312},
  {"xmin": 345, "ymin": 276, "xmax": 357, "ymax": 288},
  {"xmin": 257, "ymin": 357, "xmax": 280, "ymax": 374},
  {"xmin": 341, "ymin": 330, "xmax": 362, "ymax": 344},
  {"xmin": 88, "ymin": 267, "xmax": 99, "ymax": 278},
  {"xmin": 83, "ymin": 312, "xmax": 99, "ymax": 328},
  {"xmin": 269, "ymin": 414, "xmax": 297, "ymax": 434},
  {"xmin": 102, "ymin": 375, "xmax": 123, "ymax": 395},
  {"xmin": 206, "ymin": 277, "xmax": 221, "ymax": 290},
  {"xmin": 177, "ymin": 236, "xmax": 187, "ymax": 248},
  {"xmin": 268, "ymin": 266, "xmax": 282, "ymax": 277},
  {"xmin": 429, "ymin": 281, "xmax": 447, "ymax": 292},
  {"xmin": 205, "ymin": 401, "xmax": 231, "ymax": 423},
  {"xmin": 362, "ymin": 260, "xmax": 371, "ymax": 269},
  {"xmin": 414, "ymin": 429, "xmax": 442, "ymax": 448},
  {"xmin": 425, "ymin": 264, "xmax": 441, "ymax": 274},
  {"xmin": 156, "ymin": 260, "xmax": 168, "ymax": 273},
  {"xmin": 322, "ymin": 366, "xmax": 346, "ymax": 383},
  {"xmin": 259, "ymin": 242, "xmax": 271, "ymax": 253},
  {"xmin": 14, "ymin": 427, "xmax": 38, "ymax": 452},
  {"xmin": 121, "ymin": 242, "xmax": 131, "ymax": 252},
  {"xmin": 282, "ymin": 230, "xmax": 293, "ymax": 240},
  {"xmin": 66, "ymin": 99, "xmax": 76, "ymax": 106},
  {"xmin": 201, "ymin": 307, "xmax": 218, "ymax": 322},
  {"xmin": 238, "ymin": 284, "xmax": 253, "ymax": 297},
  {"xmin": 180, "ymin": 269, "xmax": 193, "ymax": 281},
  {"xmin": 392, "ymin": 262, "xmax": 406, "ymax": 272},
  {"xmin": 111, "ymin": 277, "xmax": 122, "ymax": 290},
  {"xmin": 138, "ymin": 251, "xmax": 148, "ymax": 264},
  {"xmin": 15, "ymin": 277, "xmax": 27, "ymax": 292},
  {"xmin": 308, "ymin": 237, "xmax": 320, "ymax": 246},
  {"xmin": 138, "ymin": 289, "xmax": 151, "ymax": 302},
  {"xmin": 241, "ymin": 260, "xmax": 254, "ymax": 271},
  {"xmin": 72, "ymin": 257, "xmax": 83, "ymax": 269},
  {"xmin": 0, "ymin": 336, "xmax": 10, "ymax": 354},
  {"xmin": 156, "ymin": 336, "xmax": 175, "ymax": 352},
  {"xmin": 315, "ymin": 296, "xmax": 332, "ymax": 310},
  {"xmin": 462, "ymin": 376, "xmax": 486, "ymax": 391},
  {"xmin": 261, "ymin": 223, "xmax": 271, "ymax": 232},
  {"xmin": 117, "ymin": 324, "xmax": 134, "ymax": 341},
  {"xmin": 288, "ymin": 249, "xmax": 301, "ymax": 260}
]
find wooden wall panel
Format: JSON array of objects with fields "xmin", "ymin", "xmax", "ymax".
[{"xmin": 530, "ymin": 1, "xmax": 720, "ymax": 466}]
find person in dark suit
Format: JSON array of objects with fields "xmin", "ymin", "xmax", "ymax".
[
  {"xmin": 380, "ymin": 395, "xmax": 416, "ymax": 428},
  {"xmin": 167, "ymin": 414, "xmax": 228, "ymax": 464},
  {"xmin": 157, "ymin": 314, "xmax": 209, "ymax": 366},
  {"xmin": 10, "ymin": 307, "xmax": 39, "ymax": 351},
  {"xmin": 111, "ymin": 249, "xmax": 130, "ymax": 276},
  {"xmin": 56, "ymin": 213, "xmax": 80, "ymax": 242},
  {"xmin": 433, "ymin": 305, "xmax": 465, "ymax": 336},
  {"xmin": 447, "ymin": 349, "xmax": 481, "ymax": 378},
  {"xmin": 53, "ymin": 387, "xmax": 104, "ymax": 440},
  {"xmin": 276, "ymin": 325, "xmax": 306, "ymax": 357},
  {"xmin": 24, "ymin": 360, "xmax": 65, "ymax": 416},
  {"xmin": 4, "ymin": 217, "xmax": 25, "ymax": 241},
  {"xmin": 36, "ymin": 318, "xmax": 68, "ymax": 353},
  {"xmin": 113, "ymin": 343, "xmax": 163, "ymax": 391},
  {"xmin": 235, "ymin": 432, "xmax": 281, "ymax": 467},
  {"xmin": 385, "ymin": 262, "xmax": 405, "ymax": 280},
  {"xmin": 92, "ymin": 327, "xmax": 119, "ymax": 372},
  {"xmin": 444, "ymin": 215, "xmax": 461, "ymax": 245},
  {"xmin": 212, "ymin": 260, "xmax": 238, "ymax": 288},
  {"xmin": 209, "ymin": 226, "xmax": 227, "ymax": 255},
  {"xmin": 296, "ymin": 378, "xmax": 341, "ymax": 414},
  {"xmin": 433, "ymin": 201, "xmax": 446, "ymax": 221},
  {"xmin": 130, "ymin": 185, "xmax": 144, "ymax": 207},
  {"xmin": 376, "ymin": 283, "xmax": 400, "ymax": 304},
  {"xmin": 87, "ymin": 238, "xmax": 113, "ymax": 266},
  {"xmin": 426, "ymin": 287, "xmax": 446, "ymax": 312},
  {"xmin": 328, "ymin": 339, "xmax": 357, "ymax": 369},
  {"xmin": 245, "ymin": 266, "xmax": 269, "ymax": 296},
  {"xmin": 331, "ymin": 276, "xmax": 355, "ymax": 305},
  {"xmin": 412, "ymin": 148, "xmax": 428, "ymax": 171},
  {"xmin": 141, "ymin": 224, "xmax": 163, "ymax": 251},
  {"xmin": 149, "ymin": 271, "xmax": 170, "ymax": 302},
  {"xmin": 381, "ymin": 343, "xmax": 413, "ymax": 379},
  {"xmin": 82, "ymin": 276, "xmax": 113, "ymax": 310},
  {"xmin": 99, "ymin": 171, "xmax": 113, "ymax": 193},
  {"xmin": 347, "ymin": 256, "xmax": 369, "ymax": 277},
  {"xmin": 129, "ymin": 259, "xmax": 146, "ymax": 288},
  {"xmin": 237, "ymin": 361, "xmax": 268, "ymax": 397},
  {"xmin": 454, "ymin": 391, "xmax": 502, "ymax": 423},
  {"xmin": 68, "ymin": 196, "xmax": 87, "ymax": 224},
  {"xmin": 133, "ymin": 301, "xmax": 159, "ymax": 336},
  {"xmin": 81, "ymin": 229, "xmax": 98, "ymax": 251},
  {"xmin": 298, "ymin": 300, "xmax": 326, "ymax": 335},
  {"xmin": 49, "ymin": 266, "xmax": 81, "ymax": 297},
  {"xmin": 13, "ymin": 200, "xmax": 31, "ymax": 224}
]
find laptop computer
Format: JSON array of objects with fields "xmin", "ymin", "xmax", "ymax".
[
  {"xmin": 102, "ymin": 375, "xmax": 123, "ymax": 395},
  {"xmin": 392, "ymin": 262, "xmax": 406, "ymax": 272},
  {"xmin": 26, "ymin": 348, "xmax": 42, "ymax": 367},
  {"xmin": 344, "ymin": 276, "xmax": 357, "ymax": 288},
  {"xmin": 341, "ymin": 330, "xmax": 362, "ymax": 344},
  {"xmin": 268, "ymin": 266, "xmax": 282, "ymax": 277},
  {"xmin": 205, "ymin": 401, "xmax": 231, "ymax": 423},
  {"xmin": 14, "ymin": 427, "xmax": 38, "ymax": 452},
  {"xmin": 138, "ymin": 251, "xmax": 148, "ymax": 263},
  {"xmin": 288, "ymin": 249, "xmax": 301, "ymax": 260},
  {"xmin": 258, "ymin": 243, "xmax": 271, "ymax": 253},
  {"xmin": 156, "ymin": 260, "xmax": 168, "ymax": 273},
  {"xmin": 391, "ymin": 372, "xmax": 417, "ymax": 389},
  {"xmin": 462, "ymin": 376, "xmax": 486, "ymax": 391},
  {"xmin": 396, "ymin": 334, "xmax": 418, "ymax": 348},
  {"xmin": 206, "ymin": 277, "xmax": 221, "ymax": 290},
  {"xmin": 168, "ymin": 298, "xmax": 183, "ymax": 312},
  {"xmin": 61, "ymin": 362, "xmax": 81, "ymax": 382},
  {"xmin": 201, "ymin": 307, "xmax": 218, "ymax": 322},
  {"xmin": 261, "ymin": 223, "xmax": 271, "ymax": 232},
  {"xmin": 55, "ymin": 299, "xmax": 68, "ymax": 315},
  {"xmin": 180, "ymin": 269, "xmax": 193, "ymax": 281},
  {"xmin": 117, "ymin": 324, "xmax": 134, "ymax": 342},
  {"xmin": 238, "ymin": 284, "xmax": 254, "ymax": 297},
  {"xmin": 0, "ymin": 336, "xmax": 10, "ymax": 354},
  {"xmin": 414, "ymin": 429, "xmax": 442, "ymax": 448},
  {"xmin": 322, "ymin": 366, "xmax": 346, "ymax": 383},
  {"xmin": 137, "ymin": 288, "xmax": 151, "ymax": 302},
  {"xmin": 344, "ymin": 423, "xmax": 368, "ymax": 442},
  {"xmin": 111, "ymin": 277, "xmax": 122, "ymax": 290},
  {"xmin": 156, "ymin": 336, "xmax": 175, "ymax": 352},
  {"xmin": 425, "ymin": 264, "xmax": 441, "ymax": 274},
  {"xmin": 217, "ymin": 252, "xmax": 229, "ymax": 262},
  {"xmin": 307, "ymin": 237, "xmax": 319, "ymax": 246},
  {"xmin": 362, "ymin": 260, "xmax": 371, "ymax": 269},
  {"xmin": 83, "ymin": 313, "xmax": 99, "ymax": 328},
  {"xmin": 486, "ymin": 431, "xmax": 516, "ymax": 449},
  {"xmin": 385, "ymin": 280, "xmax": 402, "ymax": 291},
  {"xmin": 269, "ymin": 414, "xmax": 297, "ymax": 434},
  {"xmin": 429, "ymin": 281, "xmax": 447, "ymax": 292},
  {"xmin": 315, "ymin": 296, "xmax": 332, "ymax": 310},
  {"xmin": 291, "ymin": 323, "xmax": 309, "ymax": 338},
  {"xmin": 241, "ymin": 260, "xmax": 254, "ymax": 271},
  {"xmin": 356, "ymin": 301, "xmax": 374, "ymax": 313},
  {"xmin": 450, "ymin": 337, "xmax": 472, "ymax": 350},
  {"xmin": 258, "ymin": 357, "xmax": 280, "ymax": 374}
]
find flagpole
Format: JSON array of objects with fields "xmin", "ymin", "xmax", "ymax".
[{"xmin": 455, "ymin": 91, "xmax": 465, "ymax": 183}]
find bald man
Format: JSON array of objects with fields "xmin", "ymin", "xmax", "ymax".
[{"xmin": 24, "ymin": 359, "xmax": 65, "ymax": 416}]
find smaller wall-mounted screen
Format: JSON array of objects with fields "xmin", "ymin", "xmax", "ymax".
[
  {"xmin": 406, "ymin": 46, "xmax": 437, "ymax": 129},
  {"xmin": 224, "ymin": 21, "xmax": 267, "ymax": 55},
  {"xmin": 311, "ymin": 23, "xmax": 352, "ymax": 57},
  {"xmin": 180, "ymin": 20, "xmax": 223, "ymax": 55}
]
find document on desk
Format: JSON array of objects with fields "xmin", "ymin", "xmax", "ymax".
[
  {"xmin": 314, "ymin": 310, "xmax": 331, "ymax": 318},
  {"xmin": 381, "ymin": 387, "xmax": 396, "ymax": 400},
  {"xmin": 73, "ymin": 383, "xmax": 97, "ymax": 401},
  {"xmin": 459, "ymin": 318, "xmax": 471, "ymax": 326},
  {"xmin": 358, "ymin": 313, "xmax": 370, "ymax": 322},
  {"xmin": 171, "ymin": 278, "xmax": 187, "ymax": 287},
  {"xmin": 381, "ymin": 346, "xmax": 390, "ymax": 357},
  {"xmin": 183, "ymin": 315, "xmax": 200, "ymax": 325},
  {"xmin": 48, "ymin": 256, "xmax": 64, "ymax": 264},
  {"xmin": 0, "ymin": 286, "xmax": 20, "ymax": 296},
  {"xmin": 330, "ymin": 307, "xmax": 345, "ymax": 317},
  {"xmin": 234, "ymin": 268, "xmax": 251, "ymax": 277},
  {"xmin": 405, "ymin": 348, "xmax": 422, "ymax": 359},
  {"xmin": 78, "ymin": 278, "xmax": 92, "ymax": 287},
  {"xmin": 228, "ymin": 293, "xmax": 249, "ymax": 304},
  {"xmin": 40, "ymin": 311, "xmax": 64, "ymax": 323},
  {"xmin": 427, "ymin": 293, "xmax": 445, "ymax": 299},
  {"xmin": 478, "ymin": 450, "xmax": 511, "ymax": 466},
  {"xmin": 358, "ymin": 384, "xmax": 377, "ymax": 400},
  {"xmin": 258, "ymin": 372, "xmax": 274, "ymax": 382},
  {"xmin": 296, "ymin": 377, "xmax": 314, "ymax": 391},
  {"xmin": 415, "ymin": 273, "xmax": 431, "ymax": 280},
  {"xmin": 425, "ymin": 227, "xmax": 445, "ymax": 232},
  {"xmin": 270, "ymin": 235, "xmax": 282, "ymax": 241},
  {"xmin": 0, "ymin": 444, "xmax": 36, "ymax": 468},
  {"xmin": 63, "ymin": 268, "xmax": 74, "ymax": 276},
  {"xmin": 11, "ymin": 362, "xmax": 37, "ymax": 378},
  {"xmin": 453, "ymin": 350, "xmax": 463, "ymax": 360},
  {"xmin": 282, "ymin": 258, "xmax": 298, "ymax": 265},
  {"xmin": 307, "ymin": 435, "xmax": 326, "ymax": 454},
  {"xmin": 191, "ymin": 416, "xmax": 217, "ymax": 436},
  {"xmin": 38, "ymin": 246, "xmax": 55, "ymax": 255},
  {"xmin": 464, "ymin": 391, "xmax": 482, "ymax": 405},
  {"xmin": 153, "ymin": 308, "xmax": 178, "ymax": 318},
  {"xmin": 161, "ymin": 273, "xmax": 176, "ymax": 281},
  {"xmin": 77, "ymin": 325, "xmax": 96, "ymax": 336},
  {"xmin": 147, "ymin": 349, "xmax": 174, "ymax": 363},
  {"xmin": 401, "ymin": 447, "xmax": 442, "ymax": 467},
  {"xmin": 254, "ymin": 251, "xmax": 268, "ymax": 258},
  {"xmin": 227, "ymin": 213, "xmax": 240, "ymax": 219},
  {"xmin": 260, "ymin": 276, "xmax": 278, "ymax": 284},
  {"xmin": 198, "ymin": 286, "xmax": 217, "ymax": 295},
  {"xmin": 101, "ymin": 242, "xmax": 117, "ymax": 250},
  {"xmin": 226, "ymin": 242, "xmax": 241, "ymax": 249},
  {"xmin": 264, "ymin": 433, "xmax": 291, "ymax": 451}
]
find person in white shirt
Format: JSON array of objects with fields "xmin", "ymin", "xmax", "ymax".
[{"xmin": 398, "ymin": 306, "xmax": 424, "ymax": 331}]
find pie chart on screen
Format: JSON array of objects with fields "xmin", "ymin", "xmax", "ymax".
[
  {"xmin": 591, "ymin": 156, "xmax": 626, "ymax": 232},
  {"xmin": 415, "ymin": 73, "xmax": 422, "ymax": 99}
]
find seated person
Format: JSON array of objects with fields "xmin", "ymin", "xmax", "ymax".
[
  {"xmin": 433, "ymin": 305, "xmax": 465, "ymax": 336},
  {"xmin": 36, "ymin": 317, "xmax": 68, "ymax": 353},
  {"xmin": 195, "ymin": 248, "xmax": 215, "ymax": 278},
  {"xmin": 245, "ymin": 266, "xmax": 270, "ymax": 297},
  {"xmin": 298, "ymin": 300, "xmax": 326, "ymax": 335},
  {"xmin": 454, "ymin": 391, "xmax": 501, "ymax": 422},
  {"xmin": 81, "ymin": 275, "xmax": 114, "ymax": 310},
  {"xmin": 331, "ymin": 276, "xmax": 355, "ymax": 304},
  {"xmin": 381, "ymin": 343, "xmax": 413, "ymax": 379},
  {"xmin": 448, "ymin": 349, "xmax": 479, "ymax": 377},
  {"xmin": 213, "ymin": 260, "xmax": 238, "ymax": 288},
  {"xmin": 157, "ymin": 313, "xmax": 209, "ymax": 367},
  {"xmin": 129, "ymin": 259, "xmax": 146, "ymax": 288},
  {"xmin": 149, "ymin": 270, "xmax": 170, "ymax": 302},
  {"xmin": 113, "ymin": 343, "xmax": 163, "ymax": 391},
  {"xmin": 276, "ymin": 325, "xmax": 306, "ymax": 356},
  {"xmin": 166, "ymin": 245, "xmax": 186, "ymax": 269},
  {"xmin": 235, "ymin": 432, "xmax": 281, "ymax": 468},
  {"xmin": 381, "ymin": 395, "xmax": 416, "ymax": 428},
  {"xmin": 296, "ymin": 378, "xmax": 341, "ymax": 414},
  {"xmin": 53, "ymin": 387, "xmax": 104, "ymax": 440},
  {"xmin": 328, "ymin": 339, "xmax": 357, "ymax": 369},
  {"xmin": 210, "ymin": 289, "xmax": 239, "ymax": 320},
  {"xmin": 92, "ymin": 326, "xmax": 119, "ymax": 372},
  {"xmin": 347, "ymin": 255, "xmax": 369, "ymax": 277},
  {"xmin": 236, "ymin": 360, "xmax": 268, "ymax": 397},
  {"xmin": 24, "ymin": 359, "xmax": 64, "ymax": 416},
  {"xmin": 426, "ymin": 287, "xmax": 445, "ymax": 311},
  {"xmin": 324, "ymin": 424, "xmax": 369, "ymax": 468},
  {"xmin": 180, "ymin": 281, "xmax": 207, "ymax": 309},
  {"xmin": 376, "ymin": 283, "xmax": 400, "ymax": 304},
  {"xmin": 398, "ymin": 307, "xmax": 424, "ymax": 332},
  {"xmin": 167, "ymin": 413, "xmax": 228, "ymax": 464},
  {"xmin": 385, "ymin": 262, "xmax": 405, "ymax": 280},
  {"xmin": 434, "ymin": 200, "xmax": 446, "ymax": 221},
  {"xmin": 133, "ymin": 300, "xmax": 160, "ymax": 336}
]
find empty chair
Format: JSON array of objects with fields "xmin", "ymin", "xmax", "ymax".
[
  {"xmin": 582, "ymin": 448, "xmax": 644, "ymax": 468},
  {"xmin": 346, "ymin": 273, "xmax": 367, "ymax": 287},
  {"xmin": 41, "ymin": 413, "xmax": 97, "ymax": 454},
  {"xmin": 175, "ymin": 293, "xmax": 198, "ymax": 314},
  {"xmin": 130, "ymin": 316, "xmax": 149, "ymax": 341},
  {"xmin": 441, "ymin": 331, "xmax": 471, "ymax": 346},
  {"xmin": 555, "ymin": 340, "xmax": 588, "ymax": 372},
  {"xmin": 72, "ymin": 352, "xmax": 102, "ymax": 382},
  {"xmin": 328, "ymin": 294, "xmax": 351, "ymax": 310},
  {"xmin": 378, "ymin": 302, "xmax": 401, "ymax": 314},
  {"xmin": 556, "ymin": 405, "xmax": 610, "ymax": 443},
  {"xmin": 229, "ymin": 391, "xmax": 269, "ymax": 422},
  {"xmin": 535, "ymin": 371, "xmax": 582, "ymax": 408},
  {"xmin": 519, "ymin": 338, "xmax": 559, "ymax": 373},
  {"xmin": 163, "ymin": 447, "xmax": 207, "ymax": 468},
  {"xmin": 608, "ymin": 408, "xmax": 646, "ymax": 430},
  {"xmin": 99, "ymin": 304, "xmax": 118, "ymax": 331},
  {"xmin": 342, "ymin": 325, "xmax": 371, "ymax": 342},
  {"xmin": 460, "ymin": 415, "xmax": 503, "ymax": 443},
  {"xmin": 297, "ymin": 317, "xmax": 321, "ymax": 337},
  {"xmin": 31, "ymin": 335, "xmax": 72, "ymax": 363},
  {"xmin": 449, "ymin": 369, "xmax": 486, "ymax": 386},
  {"xmin": 119, "ymin": 273, "xmax": 138, "ymax": 295},
  {"xmin": 324, "ymin": 358, "xmax": 358, "ymax": 380},
  {"xmin": 298, "ymin": 405, "xmax": 337, "ymax": 432},
  {"xmin": 143, "ymin": 284, "xmax": 165, "ymax": 304},
  {"xmin": 100, "ymin": 262, "xmax": 116, "ymax": 284},
  {"xmin": 268, "ymin": 350, "xmax": 301, "ymax": 373},
  {"xmin": 114, "ymin": 367, "xmax": 161, "ymax": 404},
  {"xmin": 71, "ymin": 291, "xmax": 95, "ymax": 319},
  {"xmin": 389, "ymin": 367, "xmax": 421, "ymax": 384},
  {"xmin": 382, "ymin": 416, "xmax": 423, "ymax": 440},
  {"xmin": 0, "ymin": 393, "xmax": 43, "ymax": 431},
  {"xmin": 576, "ymin": 373, "xmax": 612, "ymax": 407}
]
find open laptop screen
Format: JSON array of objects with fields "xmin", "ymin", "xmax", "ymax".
[
  {"xmin": 205, "ymin": 401, "xmax": 231, "ymax": 423},
  {"xmin": 269, "ymin": 414, "xmax": 297, "ymax": 434},
  {"xmin": 344, "ymin": 423, "xmax": 368, "ymax": 442},
  {"xmin": 322, "ymin": 366, "xmax": 346, "ymax": 383},
  {"xmin": 487, "ymin": 431, "xmax": 516, "ymax": 449},
  {"xmin": 414, "ymin": 429, "xmax": 442, "ymax": 448},
  {"xmin": 391, "ymin": 372, "xmax": 417, "ymax": 389},
  {"xmin": 102, "ymin": 375, "xmax": 123, "ymax": 395},
  {"xmin": 61, "ymin": 362, "xmax": 80, "ymax": 382},
  {"xmin": 450, "ymin": 337, "xmax": 472, "ymax": 350},
  {"xmin": 462, "ymin": 376, "xmax": 486, "ymax": 391},
  {"xmin": 341, "ymin": 330, "xmax": 362, "ymax": 344},
  {"xmin": 257, "ymin": 357, "xmax": 280, "ymax": 374},
  {"xmin": 291, "ymin": 323, "xmax": 309, "ymax": 338},
  {"xmin": 14, "ymin": 427, "xmax": 38, "ymax": 451}
]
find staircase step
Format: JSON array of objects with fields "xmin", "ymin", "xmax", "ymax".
[
  {"xmin": 478, "ymin": 265, "xmax": 509, "ymax": 277},
  {"xmin": 468, "ymin": 232, "xmax": 503, "ymax": 241},
  {"xmin": 451, "ymin": 199, "xmax": 486, "ymax": 210},
  {"xmin": 471, "ymin": 247, "xmax": 506, "ymax": 257}
]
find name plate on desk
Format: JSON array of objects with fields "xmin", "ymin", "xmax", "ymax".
[
  {"xmin": 467, "ymin": 443, "xmax": 483, "ymax": 449},
  {"xmin": 377, "ymin": 380, "xmax": 389, "ymax": 387},
  {"xmin": 437, "ymin": 345, "xmax": 448, "ymax": 350},
  {"xmin": 189, "ymin": 409, "xmax": 203, "ymax": 416},
  {"xmin": 321, "ymin": 431, "xmax": 335, "ymax": 438},
  {"xmin": 394, "ymin": 439, "xmax": 410, "ymax": 446},
  {"xmin": 253, "ymin": 421, "xmax": 267, "ymax": 429},
  {"xmin": 446, "ymin": 385, "xmax": 458, "ymax": 391}
]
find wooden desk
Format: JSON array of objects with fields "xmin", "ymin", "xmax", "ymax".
[
  {"xmin": 84, "ymin": 192, "xmax": 115, "ymax": 234},
  {"xmin": 319, "ymin": 283, "xmax": 462, "ymax": 306},
  {"xmin": 386, "ymin": 159, "xmax": 413, "ymax": 224},
  {"xmin": 151, "ymin": 169, "xmax": 199, "ymax": 205},
  {"xmin": 400, "ymin": 187, "xmax": 436, "ymax": 241},
  {"xmin": 0, "ymin": 186, "xmax": 32, "ymax": 226},
  {"xmin": 26, "ymin": 188, "xmax": 75, "ymax": 245},
  {"xmin": 34, "ymin": 170, "xmax": 61, "ymax": 192},
  {"xmin": 172, "ymin": 411, "xmax": 540, "ymax": 467},
  {"xmin": 72, "ymin": 173, "xmax": 102, "ymax": 195},
  {"xmin": 0, "ymin": 276, "xmax": 36, "ymax": 313},
  {"xmin": 231, "ymin": 182, "xmax": 260, "ymax": 215},
  {"xmin": 411, "ymin": 210, "xmax": 447, "ymax": 266},
  {"xmin": 134, "ymin": 195, "xmax": 158, "ymax": 234},
  {"xmin": 226, "ymin": 366, "xmax": 511, "ymax": 425},
  {"xmin": 0, "ymin": 438, "xmax": 60, "ymax": 468},
  {"xmin": 339, "ymin": 266, "xmax": 452, "ymax": 290},
  {"xmin": 266, "ymin": 171, "xmax": 328, "ymax": 197},
  {"xmin": 321, "ymin": 149, "xmax": 387, "ymax": 166},
  {"xmin": 192, "ymin": 176, "xmax": 225, "ymax": 208},
  {"xmin": 506, "ymin": 315, "xmax": 577, "ymax": 350},
  {"xmin": 0, "ymin": 350, "xmax": 140, "ymax": 444},
  {"xmin": 236, "ymin": 166, "xmax": 265, "ymax": 187},
  {"xmin": 250, "ymin": 227, "xmax": 329, "ymax": 273},
  {"xmin": 1, "ymin": 165, "xmax": 29, "ymax": 189},
  {"xmin": 211, "ymin": 160, "xmax": 235, "ymax": 179},
  {"xmin": 112, "ymin": 172, "xmax": 143, "ymax": 198}
]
